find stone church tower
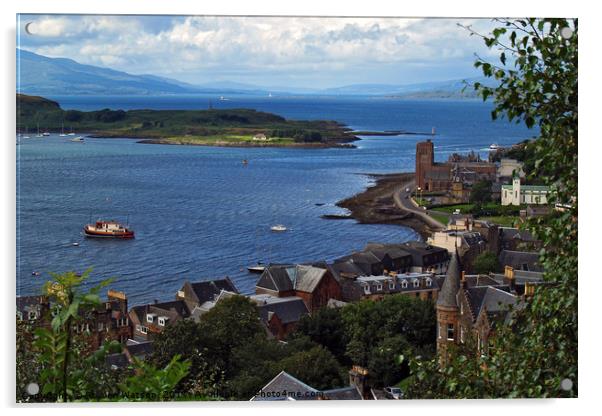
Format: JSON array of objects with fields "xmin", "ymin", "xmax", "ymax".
[
  {"xmin": 416, "ymin": 139, "xmax": 435, "ymax": 190},
  {"xmin": 436, "ymin": 250, "xmax": 462, "ymax": 366}
]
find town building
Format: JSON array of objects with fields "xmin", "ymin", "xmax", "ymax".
[
  {"xmin": 249, "ymin": 294, "xmax": 309, "ymax": 340},
  {"xmin": 250, "ymin": 371, "xmax": 363, "ymax": 401},
  {"xmin": 427, "ymin": 230, "xmax": 487, "ymax": 272},
  {"xmin": 255, "ymin": 264, "xmax": 341, "ymax": 312},
  {"xmin": 499, "ymin": 227, "xmax": 542, "ymax": 252},
  {"xmin": 501, "ymin": 178, "xmax": 550, "ymax": 206},
  {"xmin": 175, "ymin": 278, "xmax": 239, "ymax": 312},
  {"xmin": 16, "ymin": 295, "xmax": 49, "ymax": 323},
  {"xmin": 416, "ymin": 139, "xmax": 497, "ymax": 193},
  {"xmin": 499, "ymin": 250, "xmax": 543, "ymax": 272},
  {"xmin": 129, "ymin": 299, "xmax": 190, "ymax": 342},
  {"xmin": 497, "ymin": 158, "xmax": 525, "ymax": 182},
  {"xmin": 436, "ymin": 253, "xmax": 545, "ymax": 365},
  {"xmin": 341, "ymin": 272, "xmax": 440, "ymax": 303},
  {"xmin": 400, "ymin": 241, "xmax": 450, "ymax": 273}
]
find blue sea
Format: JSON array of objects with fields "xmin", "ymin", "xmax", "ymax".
[{"xmin": 16, "ymin": 95, "xmax": 536, "ymax": 305}]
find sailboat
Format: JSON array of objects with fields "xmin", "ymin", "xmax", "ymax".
[
  {"xmin": 35, "ymin": 123, "xmax": 43, "ymax": 138},
  {"xmin": 59, "ymin": 122, "xmax": 67, "ymax": 137},
  {"xmin": 68, "ymin": 126, "xmax": 76, "ymax": 136},
  {"xmin": 23, "ymin": 126, "xmax": 30, "ymax": 139}
]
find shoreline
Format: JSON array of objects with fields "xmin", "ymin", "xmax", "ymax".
[{"xmin": 334, "ymin": 172, "xmax": 438, "ymax": 239}]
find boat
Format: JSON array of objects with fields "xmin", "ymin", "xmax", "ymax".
[
  {"xmin": 42, "ymin": 131, "xmax": 50, "ymax": 137},
  {"xmin": 83, "ymin": 220, "xmax": 135, "ymax": 239},
  {"xmin": 242, "ymin": 159, "xmax": 248, "ymax": 165},
  {"xmin": 488, "ymin": 143, "xmax": 500, "ymax": 150},
  {"xmin": 35, "ymin": 123, "xmax": 43, "ymax": 138},
  {"xmin": 247, "ymin": 262, "xmax": 266, "ymax": 273},
  {"xmin": 270, "ymin": 224, "xmax": 287, "ymax": 232},
  {"xmin": 70, "ymin": 136, "xmax": 84, "ymax": 142},
  {"xmin": 59, "ymin": 122, "xmax": 67, "ymax": 137}
]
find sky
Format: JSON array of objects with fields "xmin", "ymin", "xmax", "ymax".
[{"xmin": 17, "ymin": 15, "xmax": 501, "ymax": 89}]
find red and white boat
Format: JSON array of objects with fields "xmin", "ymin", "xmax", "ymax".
[{"xmin": 83, "ymin": 220, "xmax": 135, "ymax": 239}]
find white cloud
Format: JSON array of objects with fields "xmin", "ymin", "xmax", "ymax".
[{"xmin": 19, "ymin": 15, "xmax": 500, "ymax": 87}]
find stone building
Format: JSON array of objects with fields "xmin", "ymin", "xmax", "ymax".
[
  {"xmin": 415, "ymin": 139, "xmax": 497, "ymax": 193},
  {"xmin": 501, "ymin": 178, "xmax": 550, "ymax": 206}
]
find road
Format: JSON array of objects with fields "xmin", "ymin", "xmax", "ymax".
[{"xmin": 392, "ymin": 179, "xmax": 446, "ymax": 231}]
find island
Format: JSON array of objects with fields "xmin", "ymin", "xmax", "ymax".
[{"xmin": 16, "ymin": 94, "xmax": 360, "ymax": 148}]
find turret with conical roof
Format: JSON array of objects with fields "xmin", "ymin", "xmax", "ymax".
[
  {"xmin": 437, "ymin": 250, "xmax": 461, "ymax": 308},
  {"xmin": 436, "ymin": 249, "xmax": 462, "ymax": 366}
]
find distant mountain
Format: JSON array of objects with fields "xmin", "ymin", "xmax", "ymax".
[
  {"xmin": 17, "ymin": 49, "xmax": 494, "ymax": 98},
  {"xmin": 321, "ymin": 77, "xmax": 497, "ymax": 98}
]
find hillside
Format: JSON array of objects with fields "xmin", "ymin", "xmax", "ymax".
[{"xmin": 16, "ymin": 94, "xmax": 358, "ymax": 147}]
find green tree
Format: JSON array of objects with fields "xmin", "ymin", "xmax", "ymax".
[
  {"xmin": 408, "ymin": 18, "xmax": 577, "ymax": 398},
  {"xmin": 472, "ymin": 251, "xmax": 501, "ymax": 274},
  {"xmin": 277, "ymin": 345, "xmax": 346, "ymax": 391},
  {"xmin": 469, "ymin": 180, "xmax": 492, "ymax": 205}
]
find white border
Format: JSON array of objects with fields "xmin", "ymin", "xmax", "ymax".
[{"xmin": 2, "ymin": 1, "xmax": 597, "ymax": 415}]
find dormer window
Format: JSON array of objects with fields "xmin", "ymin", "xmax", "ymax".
[
  {"xmin": 389, "ymin": 281, "xmax": 395, "ymax": 290},
  {"xmin": 146, "ymin": 313, "xmax": 156, "ymax": 323},
  {"xmin": 363, "ymin": 284, "xmax": 371, "ymax": 295},
  {"xmin": 413, "ymin": 279, "xmax": 420, "ymax": 288},
  {"xmin": 158, "ymin": 316, "xmax": 169, "ymax": 327},
  {"xmin": 376, "ymin": 283, "xmax": 383, "ymax": 291},
  {"xmin": 426, "ymin": 278, "xmax": 432, "ymax": 287},
  {"xmin": 401, "ymin": 280, "xmax": 408, "ymax": 289}
]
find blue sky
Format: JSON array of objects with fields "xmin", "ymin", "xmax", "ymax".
[{"xmin": 17, "ymin": 15, "xmax": 500, "ymax": 89}]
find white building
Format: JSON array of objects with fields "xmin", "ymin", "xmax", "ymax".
[{"xmin": 501, "ymin": 178, "xmax": 550, "ymax": 206}]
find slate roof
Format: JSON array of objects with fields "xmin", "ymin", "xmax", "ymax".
[
  {"xmin": 256, "ymin": 264, "xmax": 328, "ymax": 294},
  {"xmin": 329, "ymin": 260, "xmax": 366, "ymax": 281},
  {"xmin": 250, "ymin": 371, "xmax": 319, "ymax": 401},
  {"xmin": 130, "ymin": 300, "xmax": 190, "ymax": 323},
  {"xmin": 463, "ymin": 286, "xmax": 517, "ymax": 323},
  {"xmin": 125, "ymin": 340, "xmax": 154, "ymax": 359},
  {"xmin": 500, "ymin": 228, "xmax": 538, "ymax": 242},
  {"xmin": 322, "ymin": 385, "xmax": 363, "ymax": 400},
  {"xmin": 251, "ymin": 295, "xmax": 309, "ymax": 324},
  {"xmin": 437, "ymin": 250, "xmax": 461, "ymax": 308},
  {"xmin": 186, "ymin": 278, "xmax": 239, "ymax": 304},
  {"xmin": 499, "ymin": 250, "xmax": 542, "ymax": 272},
  {"xmin": 401, "ymin": 241, "xmax": 449, "ymax": 266}
]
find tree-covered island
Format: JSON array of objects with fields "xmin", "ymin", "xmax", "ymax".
[{"xmin": 16, "ymin": 94, "xmax": 360, "ymax": 148}]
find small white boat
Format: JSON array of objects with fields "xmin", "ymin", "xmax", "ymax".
[
  {"xmin": 247, "ymin": 263, "xmax": 266, "ymax": 273},
  {"xmin": 270, "ymin": 224, "xmax": 287, "ymax": 232},
  {"xmin": 70, "ymin": 136, "xmax": 84, "ymax": 142},
  {"xmin": 489, "ymin": 143, "xmax": 500, "ymax": 150},
  {"xmin": 42, "ymin": 132, "xmax": 50, "ymax": 137},
  {"xmin": 68, "ymin": 132, "xmax": 76, "ymax": 136}
]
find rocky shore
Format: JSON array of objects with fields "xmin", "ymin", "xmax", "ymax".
[{"xmin": 334, "ymin": 172, "xmax": 439, "ymax": 239}]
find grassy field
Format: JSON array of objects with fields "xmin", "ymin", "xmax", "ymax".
[{"xmin": 429, "ymin": 212, "xmax": 450, "ymax": 226}]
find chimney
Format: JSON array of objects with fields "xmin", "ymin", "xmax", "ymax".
[{"xmin": 505, "ymin": 266, "xmax": 515, "ymax": 292}]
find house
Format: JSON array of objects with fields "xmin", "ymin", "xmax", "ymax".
[
  {"xmin": 363, "ymin": 243, "xmax": 414, "ymax": 272},
  {"xmin": 175, "ymin": 278, "xmax": 239, "ymax": 311},
  {"xmin": 497, "ymin": 159, "xmax": 525, "ymax": 182},
  {"xmin": 252, "ymin": 133, "xmax": 268, "ymax": 141},
  {"xmin": 499, "ymin": 250, "xmax": 543, "ymax": 272},
  {"xmin": 343, "ymin": 272, "xmax": 440, "ymax": 302},
  {"xmin": 400, "ymin": 241, "xmax": 450, "ymax": 273},
  {"xmin": 435, "ymin": 252, "xmax": 545, "ymax": 364},
  {"xmin": 250, "ymin": 371, "xmax": 363, "ymax": 401},
  {"xmin": 188, "ymin": 290, "xmax": 238, "ymax": 321},
  {"xmin": 427, "ymin": 230, "xmax": 486, "ymax": 272},
  {"xmin": 501, "ymin": 178, "xmax": 550, "ymax": 206},
  {"xmin": 18, "ymin": 290, "xmax": 132, "ymax": 351},
  {"xmin": 255, "ymin": 264, "xmax": 341, "ymax": 312},
  {"xmin": 499, "ymin": 227, "xmax": 542, "ymax": 252},
  {"xmin": 16, "ymin": 295, "xmax": 49, "ymax": 323},
  {"xmin": 129, "ymin": 300, "xmax": 190, "ymax": 341},
  {"xmin": 249, "ymin": 294, "xmax": 309, "ymax": 340},
  {"xmin": 335, "ymin": 252, "xmax": 384, "ymax": 276}
]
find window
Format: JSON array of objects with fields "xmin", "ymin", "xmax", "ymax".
[
  {"xmin": 413, "ymin": 279, "xmax": 420, "ymax": 288},
  {"xmin": 363, "ymin": 284, "xmax": 371, "ymax": 295},
  {"xmin": 146, "ymin": 314, "xmax": 155, "ymax": 323},
  {"xmin": 401, "ymin": 280, "xmax": 408, "ymax": 289},
  {"xmin": 447, "ymin": 323, "xmax": 455, "ymax": 341},
  {"xmin": 426, "ymin": 278, "xmax": 432, "ymax": 287},
  {"xmin": 158, "ymin": 317, "xmax": 168, "ymax": 327},
  {"xmin": 460, "ymin": 326, "xmax": 465, "ymax": 343},
  {"xmin": 438, "ymin": 324, "xmax": 442, "ymax": 339},
  {"xmin": 28, "ymin": 311, "xmax": 37, "ymax": 320},
  {"xmin": 376, "ymin": 283, "xmax": 383, "ymax": 291},
  {"xmin": 140, "ymin": 326, "xmax": 148, "ymax": 334},
  {"xmin": 389, "ymin": 281, "xmax": 395, "ymax": 290}
]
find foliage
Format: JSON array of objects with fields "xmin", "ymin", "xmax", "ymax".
[
  {"xmin": 119, "ymin": 354, "xmax": 190, "ymax": 401},
  {"xmin": 293, "ymin": 307, "xmax": 349, "ymax": 365},
  {"xmin": 472, "ymin": 251, "xmax": 501, "ymax": 274},
  {"xmin": 277, "ymin": 345, "xmax": 346, "ymax": 391},
  {"xmin": 18, "ymin": 270, "xmax": 190, "ymax": 402},
  {"xmin": 409, "ymin": 18, "xmax": 577, "ymax": 398},
  {"xmin": 469, "ymin": 180, "xmax": 493, "ymax": 205}
]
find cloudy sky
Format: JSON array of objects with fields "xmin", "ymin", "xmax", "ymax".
[{"xmin": 17, "ymin": 14, "xmax": 500, "ymax": 89}]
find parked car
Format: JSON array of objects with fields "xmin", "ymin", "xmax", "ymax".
[{"xmin": 384, "ymin": 386, "xmax": 403, "ymax": 399}]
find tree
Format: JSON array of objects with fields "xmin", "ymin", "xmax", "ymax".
[
  {"xmin": 472, "ymin": 251, "xmax": 501, "ymax": 274},
  {"xmin": 292, "ymin": 307, "xmax": 349, "ymax": 365},
  {"xmin": 469, "ymin": 180, "xmax": 492, "ymax": 205},
  {"xmin": 408, "ymin": 18, "xmax": 577, "ymax": 398},
  {"xmin": 277, "ymin": 345, "xmax": 346, "ymax": 391}
]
